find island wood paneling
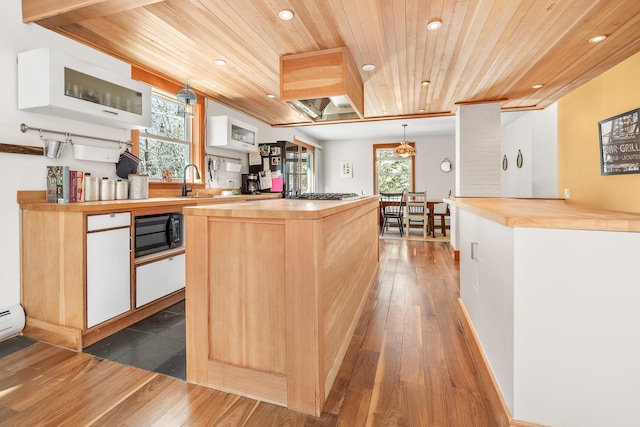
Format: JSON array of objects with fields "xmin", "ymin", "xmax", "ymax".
[
  {"xmin": 208, "ymin": 219, "xmax": 287, "ymax": 375},
  {"xmin": 184, "ymin": 197, "xmax": 380, "ymax": 416},
  {"xmin": 322, "ymin": 206, "xmax": 379, "ymax": 397}
]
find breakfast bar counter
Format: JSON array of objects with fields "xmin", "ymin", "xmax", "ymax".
[
  {"xmin": 182, "ymin": 197, "xmax": 380, "ymax": 416},
  {"xmin": 446, "ymin": 196, "xmax": 640, "ymax": 231},
  {"xmin": 446, "ymin": 197, "xmax": 640, "ymax": 427}
]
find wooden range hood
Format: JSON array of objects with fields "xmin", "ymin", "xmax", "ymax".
[{"xmin": 280, "ymin": 47, "xmax": 364, "ymax": 123}]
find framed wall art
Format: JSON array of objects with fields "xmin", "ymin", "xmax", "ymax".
[
  {"xmin": 599, "ymin": 108, "xmax": 640, "ymax": 175},
  {"xmin": 340, "ymin": 161, "xmax": 353, "ymax": 179}
]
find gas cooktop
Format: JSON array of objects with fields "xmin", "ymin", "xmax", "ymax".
[{"xmin": 287, "ymin": 192, "xmax": 362, "ymax": 201}]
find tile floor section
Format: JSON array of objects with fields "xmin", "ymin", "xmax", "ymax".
[
  {"xmin": 84, "ymin": 300, "xmax": 186, "ymax": 380},
  {"xmin": 0, "ymin": 300, "xmax": 186, "ymax": 381},
  {"xmin": 0, "ymin": 335, "xmax": 36, "ymax": 359}
]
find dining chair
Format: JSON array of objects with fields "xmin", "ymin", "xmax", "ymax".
[
  {"xmin": 403, "ymin": 191, "xmax": 428, "ymax": 238},
  {"xmin": 379, "ymin": 192, "xmax": 405, "ymax": 236},
  {"xmin": 432, "ymin": 202, "xmax": 451, "ymax": 236}
]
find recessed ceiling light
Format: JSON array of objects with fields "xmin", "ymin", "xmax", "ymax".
[
  {"xmin": 419, "ymin": 109, "xmax": 426, "ymax": 112},
  {"xmin": 532, "ymin": 84, "xmax": 544, "ymax": 89},
  {"xmin": 421, "ymin": 80, "xmax": 431, "ymax": 86},
  {"xmin": 267, "ymin": 94, "xmax": 276, "ymax": 99},
  {"xmin": 589, "ymin": 35, "xmax": 607, "ymax": 43},
  {"xmin": 214, "ymin": 59, "xmax": 227, "ymax": 66},
  {"xmin": 427, "ymin": 20, "xmax": 442, "ymax": 30},
  {"xmin": 361, "ymin": 63, "xmax": 376, "ymax": 71},
  {"xmin": 279, "ymin": 9, "xmax": 294, "ymax": 20}
]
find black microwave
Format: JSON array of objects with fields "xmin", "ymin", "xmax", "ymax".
[{"xmin": 134, "ymin": 212, "xmax": 183, "ymax": 257}]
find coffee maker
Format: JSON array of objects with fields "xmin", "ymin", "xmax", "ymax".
[{"xmin": 242, "ymin": 173, "xmax": 260, "ymax": 194}]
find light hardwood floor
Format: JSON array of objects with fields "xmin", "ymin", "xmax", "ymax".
[{"xmin": 0, "ymin": 239, "xmax": 496, "ymax": 426}]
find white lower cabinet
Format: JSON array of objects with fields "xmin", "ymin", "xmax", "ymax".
[
  {"xmin": 136, "ymin": 254, "xmax": 185, "ymax": 308},
  {"xmin": 86, "ymin": 223, "xmax": 131, "ymax": 328},
  {"xmin": 458, "ymin": 208, "xmax": 515, "ymax": 412}
]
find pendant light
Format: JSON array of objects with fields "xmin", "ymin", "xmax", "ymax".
[
  {"xmin": 394, "ymin": 124, "xmax": 416, "ymax": 158},
  {"xmin": 176, "ymin": 82, "xmax": 197, "ymax": 118}
]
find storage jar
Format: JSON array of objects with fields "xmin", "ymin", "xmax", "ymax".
[
  {"xmin": 115, "ymin": 180, "xmax": 128, "ymax": 200},
  {"xmin": 84, "ymin": 173, "xmax": 99, "ymax": 201},
  {"xmin": 99, "ymin": 177, "xmax": 115, "ymax": 201}
]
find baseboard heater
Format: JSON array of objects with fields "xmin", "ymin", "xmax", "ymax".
[{"xmin": 0, "ymin": 304, "xmax": 26, "ymax": 342}]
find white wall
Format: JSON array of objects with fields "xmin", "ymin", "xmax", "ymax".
[
  {"xmin": 320, "ymin": 134, "xmax": 456, "ymax": 198},
  {"xmin": 501, "ymin": 104, "xmax": 558, "ymax": 198}
]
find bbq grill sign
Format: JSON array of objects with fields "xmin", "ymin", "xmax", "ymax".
[{"xmin": 599, "ymin": 108, "xmax": 640, "ymax": 175}]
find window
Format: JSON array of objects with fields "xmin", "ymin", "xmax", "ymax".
[
  {"xmin": 138, "ymin": 89, "xmax": 196, "ymax": 180},
  {"xmin": 374, "ymin": 143, "xmax": 415, "ymax": 194}
]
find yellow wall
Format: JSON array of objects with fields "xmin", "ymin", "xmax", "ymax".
[{"xmin": 558, "ymin": 51, "xmax": 640, "ymax": 212}]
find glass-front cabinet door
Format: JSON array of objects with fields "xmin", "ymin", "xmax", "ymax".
[
  {"xmin": 18, "ymin": 48, "xmax": 151, "ymax": 129},
  {"xmin": 64, "ymin": 68, "xmax": 144, "ymax": 116}
]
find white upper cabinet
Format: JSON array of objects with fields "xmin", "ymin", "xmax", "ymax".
[
  {"xmin": 18, "ymin": 48, "xmax": 151, "ymax": 129},
  {"xmin": 206, "ymin": 115, "xmax": 258, "ymax": 153}
]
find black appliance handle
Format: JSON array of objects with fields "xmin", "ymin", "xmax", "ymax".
[{"xmin": 167, "ymin": 214, "xmax": 178, "ymax": 247}]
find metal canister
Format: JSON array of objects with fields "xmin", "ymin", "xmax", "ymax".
[
  {"xmin": 128, "ymin": 174, "xmax": 149, "ymax": 199},
  {"xmin": 84, "ymin": 173, "xmax": 99, "ymax": 201},
  {"xmin": 99, "ymin": 177, "xmax": 115, "ymax": 201},
  {"xmin": 115, "ymin": 180, "xmax": 128, "ymax": 200}
]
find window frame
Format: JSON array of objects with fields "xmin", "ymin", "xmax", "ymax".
[
  {"xmin": 130, "ymin": 67, "xmax": 205, "ymax": 193},
  {"xmin": 373, "ymin": 143, "xmax": 416, "ymax": 194}
]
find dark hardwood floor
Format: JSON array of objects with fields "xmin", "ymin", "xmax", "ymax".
[{"xmin": 0, "ymin": 239, "xmax": 496, "ymax": 426}]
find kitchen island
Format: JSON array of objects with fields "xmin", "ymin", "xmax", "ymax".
[
  {"xmin": 182, "ymin": 196, "xmax": 380, "ymax": 416},
  {"xmin": 447, "ymin": 197, "xmax": 640, "ymax": 427}
]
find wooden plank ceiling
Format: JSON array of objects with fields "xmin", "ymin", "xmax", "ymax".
[{"xmin": 22, "ymin": 0, "xmax": 640, "ymax": 127}]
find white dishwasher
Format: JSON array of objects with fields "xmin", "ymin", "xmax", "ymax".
[{"xmin": 86, "ymin": 212, "xmax": 131, "ymax": 328}]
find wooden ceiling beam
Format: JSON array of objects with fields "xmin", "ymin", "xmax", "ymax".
[{"xmin": 22, "ymin": 0, "xmax": 163, "ymax": 26}]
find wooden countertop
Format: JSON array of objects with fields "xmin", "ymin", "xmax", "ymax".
[
  {"xmin": 446, "ymin": 197, "xmax": 640, "ymax": 232},
  {"xmin": 18, "ymin": 191, "xmax": 281, "ymax": 212},
  {"xmin": 183, "ymin": 196, "xmax": 379, "ymax": 220}
]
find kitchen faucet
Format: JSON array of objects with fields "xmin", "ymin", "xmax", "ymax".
[{"xmin": 182, "ymin": 163, "xmax": 201, "ymax": 196}]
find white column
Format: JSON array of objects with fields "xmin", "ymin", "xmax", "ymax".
[
  {"xmin": 455, "ymin": 102, "xmax": 502, "ymax": 196},
  {"xmin": 450, "ymin": 102, "xmax": 502, "ymax": 252}
]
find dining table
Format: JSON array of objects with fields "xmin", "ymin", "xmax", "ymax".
[{"xmin": 425, "ymin": 199, "xmax": 443, "ymax": 237}]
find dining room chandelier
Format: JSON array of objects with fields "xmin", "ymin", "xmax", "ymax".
[
  {"xmin": 176, "ymin": 82, "xmax": 197, "ymax": 118},
  {"xmin": 394, "ymin": 124, "xmax": 416, "ymax": 158}
]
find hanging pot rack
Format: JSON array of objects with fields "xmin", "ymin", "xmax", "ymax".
[{"xmin": 20, "ymin": 123, "xmax": 132, "ymax": 148}]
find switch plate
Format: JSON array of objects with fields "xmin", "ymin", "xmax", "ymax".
[{"xmin": 564, "ymin": 188, "xmax": 571, "ymax": 199}]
